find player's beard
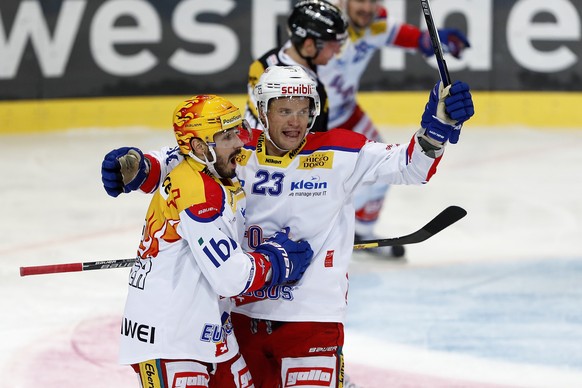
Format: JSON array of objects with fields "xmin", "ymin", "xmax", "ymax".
[{"xmin": 214, "ymin": 149, "xmax": 241, "ymax": 179}]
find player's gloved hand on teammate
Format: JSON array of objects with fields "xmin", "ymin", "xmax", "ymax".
[
  {"xmin": 419, "ymin": 28, "xmax": 470, "ymax": 58},
  {"xmin": 101, "ymin": 147, "xmax": 149, "ymax": 197},
  {"xmin": 421, "ymin": 81, "xmax": 474, "ymax": 144},
  {"xmin": 254, "ymin": 227, "xmax": 313, "ymax": 286}
]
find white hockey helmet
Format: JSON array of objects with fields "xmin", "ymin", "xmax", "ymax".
[{"xmin": 254, "ymin": 65, "xmax": 321, "ymax": 131}]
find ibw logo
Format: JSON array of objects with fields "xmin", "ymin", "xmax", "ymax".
[{"xmin": 199, "ymin": 236, "xmax": 238, "ymax": 268}]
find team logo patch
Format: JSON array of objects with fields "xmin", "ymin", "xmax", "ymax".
[
  {"xmin": 324, "ymin": 250, "xmax": 334, "ymax": 268},
  {"xmin": 172, "ymin": 372, "xmax": 210, "ymax": 388},
  {"xmin": 186, "ymin": 202, "xmax": 221, "ymax": 222},
  {"xmin": 285, "ymin": 367, "xmax": 334, "ymax": 386},
  {"xmin": 297, "ymin": 152, "xmax": 333, "ymax": 170}
]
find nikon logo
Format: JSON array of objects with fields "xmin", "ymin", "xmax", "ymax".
[{"xmin": 281, "ymin": 85, "xmax": 313, "ymax": 95}]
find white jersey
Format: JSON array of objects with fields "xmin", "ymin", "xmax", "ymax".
[
  {"xmin": 144, "ymin": 129, "xmax": 442, "ymax": 324},
  {"xmin": 320, "ymin": 9, "xmax": 418, "ymax": 129},
  {"xmin": 120, "ymin": 157, "xmax": 259, "ymax": 365}
]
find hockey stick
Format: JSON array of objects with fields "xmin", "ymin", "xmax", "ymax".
[
  {"xmin": 20, "ymin": 206, "xmax": 466, "ymax": 276},
  {"xmin": 353, "ymin": 205, "xmax": 466, "ymax": 250},
  {"xmin": 420, "ymin": 0, "xmax": 451, "ymax": 87},
  {"xmin": 20, "ymin": 258, "xmax": 136, "ymax": 277}
]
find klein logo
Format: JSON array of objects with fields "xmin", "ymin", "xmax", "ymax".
[
  {"xmin": 290, "ymin": 176, "xmax": 328, "ymax": 191},
  {"xmin": 286, "ymin": 367, "xmax": 333, "ymax": 386},
  {"xmin": 198, "ymin": 236, "xmax": 238, "ymax": 268},
  {"xmin": 281, "ymin": 84, "xmax": 313, "ymax": 95}
]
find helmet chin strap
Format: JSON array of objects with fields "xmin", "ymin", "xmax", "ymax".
[
  {"xmin": 188, "ymin": 147, "xmax": 224, "ymax": 179},
  {"xmin": 292, "ymin": 41, "xmax": 319, "ymax": 70}
]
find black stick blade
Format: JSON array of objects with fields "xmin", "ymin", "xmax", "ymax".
[{"xmin": 354, "ymin": 206, "xmax": 467, "ymax": 249}]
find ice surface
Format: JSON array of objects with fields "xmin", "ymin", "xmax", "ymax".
[{"xmin": 1, "ymin": 126, "xmax": 581, "ymax": 387}]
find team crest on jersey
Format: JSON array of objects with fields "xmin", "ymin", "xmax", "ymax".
[
  {"xmin": 297, "ymin": 152, "xmax": 334, "ymax": 170},
  {"xmin": 129, "ymin": 258, "xmax": 152, "ymax": 289},
  {"xmin": 198, "ymin": 236, "xmax": 239, "ymax": 268}
]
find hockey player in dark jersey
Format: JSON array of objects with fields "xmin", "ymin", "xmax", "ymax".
[{"xmin": 244, "ymin": 0, "xmax": 348, "ymax": 132}]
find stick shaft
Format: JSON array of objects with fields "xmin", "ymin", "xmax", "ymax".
[
  {"xmin": 20, "ymin": 259, "xmax": 136, "ymax": 277},
  {"xmin": 20, "ymin": 207, "xmax": 466, "ymax": 276},
  {"xmin": 420, "ymin": 0, "xmax": 451, "ymax": 86}
]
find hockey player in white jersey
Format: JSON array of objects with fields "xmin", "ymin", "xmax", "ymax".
[
  {"xmin": 116, "ymin": 94, "xmax": 314, "ymax": 388},
  {"xmin": 322, "ymin": 0, "xmax": 470, "ymax": 257},
  {"xmin": 102, "ymin": 66, "xmax": 474, "ymax": 387},
  {"xmin": 243, "ymin": 0, "xmax": 469, "ymax": 259}
]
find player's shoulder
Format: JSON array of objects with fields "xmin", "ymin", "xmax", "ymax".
[
  {"xmin": 249, "ymin": 47, "xmax": 281, "ymax": 84},
  {"xmin": 165, "ymin": 162, "xmax": 226, "ymax": 220},
  {"xmin": 302, "ymin": 129, "xmax": 368, "ymax": 153},
  {"xmin": 254, "ymin": 47, "xmax": 282, "ymax": 68}
]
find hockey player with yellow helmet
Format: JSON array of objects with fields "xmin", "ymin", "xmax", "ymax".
[{"xmin": 118, "ymin": 94, "xmax": 313, "ymax": 387}]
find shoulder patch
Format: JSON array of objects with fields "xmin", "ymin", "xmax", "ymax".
[{"xmin": 185, "ymin": 172, "xmax": 225, "ymax": 223}]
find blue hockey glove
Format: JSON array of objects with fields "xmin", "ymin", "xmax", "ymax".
[
  {"xmin": 254, "ymin": 227, "xmax": 313, "ymax": 286},
  {"xmin": 419, "ymin": 28, "xmax": 470, "ymax": 59},
  {"xmin": 101, "ymin": 147, "xmax": 148, "ymax": 197},
  {"xmin": 421, "ymin": 81, "xmax": 474, "ymax": 144}
]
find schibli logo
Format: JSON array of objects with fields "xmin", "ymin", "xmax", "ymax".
[
  {"xmin": 285, "ymin": 367, "xmax": 333, "ymax": 386},
  {"xmin": 281, "ymin": 84, "xmax": 313, "ymax": 95},
  {"xmin": 173, "ymin": 372, "xmax": 210, "ymax": 388},
  {"xmin": 121, "ymin": 317, "xmax": 156, "ymax": 344}
]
